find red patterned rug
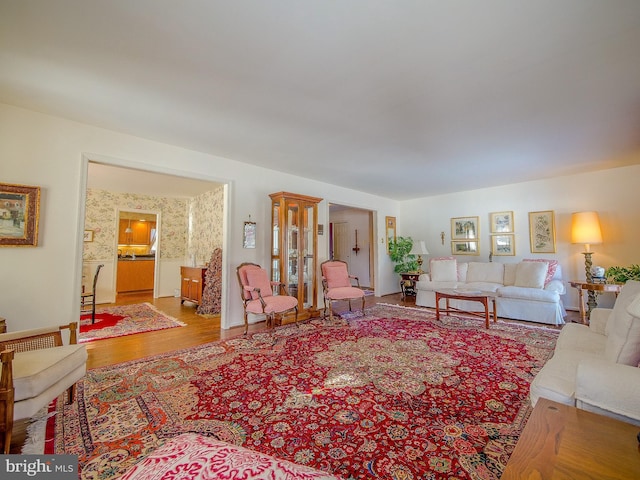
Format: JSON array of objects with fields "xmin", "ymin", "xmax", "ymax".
[
  {"xmin": 79, "ymin": 302, "xmax": 185, "ymax": 342},
  {"xmin": 50, "ymin": 305, "xmax": 558, "ymax": 479}
]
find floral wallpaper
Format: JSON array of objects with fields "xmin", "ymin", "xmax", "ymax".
[
  {"xmin": 83, "ymin": 189, "xmax": 187, "ymax": 261},
  {"xmin": 188, "ymin": 188, "xmax": 224, "ymax": 265},
  {"xmin": 83, "ymin": 187, "xmax": 224, "ymax": 263}
]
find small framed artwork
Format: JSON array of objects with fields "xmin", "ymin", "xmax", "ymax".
[
  {"xmin": 0, "ymin": 182, "xmax": 41, "ymax": 247},
  {"xmin": 451, "ymin": 216, "xmax": 479, "ymax": 240},
  {"xmin": 529, "ymin": 210, "xmax": 556, "ymax": 253},
  {"xmin": 491, "ymin": 234, "xmax": 515, "ymax": 256},
  {"xmin": 385, "ymin": 216, "xmax": 396, "ymax": 254},
  {"xmin": 83, "ymin": 230, "xmax": 94, "ymax": 242},
  {"xmin": 451, "ymin": 240, "xmax": 479, "ymax": 255},
  {"xmin": 243, "ymin": 221, "xmax": 256, "ymax": 249},
  {"xmin": 490, "ymin": 211, "xmax": 514, "ymax": 233}
]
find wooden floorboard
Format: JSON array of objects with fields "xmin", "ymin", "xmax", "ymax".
[{"xmin": 8, "ymin": 291, "xmax": 577, "ymax": 453}]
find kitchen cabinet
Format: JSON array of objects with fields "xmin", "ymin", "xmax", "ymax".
[
  {"xmin": 269, "ymin": 191, "xmax": 322, "ymax": 321},
  {"xmin": 118, "ymin": 220, "xmax": 156, "ymax": 245},
  {"xmin": 180, "ymin": 266, "xmax": 207, "ymax": 305},
  {"xmin": 116, "ymin": 259, "xmax": 155, "ymax": 293}
]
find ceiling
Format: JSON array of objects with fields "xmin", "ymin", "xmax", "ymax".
[{"xmin": 2, "ymin": 1, "xmax": 640, "ymax": 200}]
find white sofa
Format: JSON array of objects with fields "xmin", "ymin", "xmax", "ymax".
[
  {"xmin": 415, "ymin": 258, "xmax": 566, "ymax": 325},
  {"xmin": 530, "ymin": 280, "xmax": 640, "ymax": 426}
]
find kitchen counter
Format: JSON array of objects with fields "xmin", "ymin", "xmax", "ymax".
[{"xmin": 117, "ymin": 258, "xmax": 155, "ymax": 292}]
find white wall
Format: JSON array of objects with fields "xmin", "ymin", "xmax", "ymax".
[
  {"xmin": 400, "ymin": 164, "xmax": 640, "ymax": 310},
  {"xmin": 0, "ymin": 103, "xmax": 400, "ymax": 331},
  {"xmin": 329, "ymin": 208, "xmax": 372, "ymax": 287}
]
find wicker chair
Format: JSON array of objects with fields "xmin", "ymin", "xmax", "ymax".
[{"xmin": 0, "ymin": 322, "xmax": 87, "ymax": 453}]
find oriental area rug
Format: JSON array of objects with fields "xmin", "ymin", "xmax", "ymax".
[
  {"xmin": 49, "ymin": 305, "xmax": 558, "ymax": 479},
  {"xmin": 79, "ymin": 302, "xmax": 185, "ymax": 342}
]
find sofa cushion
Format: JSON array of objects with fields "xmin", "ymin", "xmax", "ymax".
[
  {"xmin": 466, "ymin": 262, "xmax": 504, "ymax": 284},
  {"xmin": 323, "ymin": 264, "xmax": 351, "ymax": 288},
  {"xmin": 524, "ymin": 259, "xmax": 559, "ymax": 285},
  {"xmin": 555, "ymin": 323, "xmax": 607, "ymax": 354},
  {"xmin": 430, "ymin": 259, "xmax": 457, "ymax": 282},
  {"xmin": 457, "ymin": 262, "xmax": 468, "ymax": 281},
  {"xmin": 604, "ymin": 280, "xmax": 640, "ymax": 365},
  {"xmin": 13, "ymin": 345, "xmax": 88, "ymax": 401},
  {"xmin": 497, "ymin": 285, "xmax": 560, "ymax": 303},
  {"xmin": 119, "ymin": 433, "xmax": 340, "ymax": 480},
  {"xmin": 464, "ymin": 282, "xmax": 502, "ymax": 293},
  {"xmin": 503, "ymin": 263, "xmax": 518, "ymax": 286},
  {"xmin": 514, "ymin": 262, "xmax": 547, "ymax": 289}
]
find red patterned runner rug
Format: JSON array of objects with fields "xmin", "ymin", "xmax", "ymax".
[
  {"xmin": 79, "ymin": 302, "xmax": 185, "ymax": 342},
  {"xmin": 50, "ymin": 305, "xmax": 558, "ymax": 479}
]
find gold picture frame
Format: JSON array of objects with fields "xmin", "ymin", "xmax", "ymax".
[
  {"xmin": 385, "ymin": 216, "xmax": 396, "ymax": 254},
  {"xmin": 451, "ymin": 240, "xmax": 479, "ymax": 255},
  {"xmin": 0, "ymin": 182, "xmax": 40, "ymax": 247},
  {"xmin": 83, "ymin": 230, "xmax": 94, "ymax": 242},
  {"xmin": 491, "ymin": 234, "xmax": 515, "ymax": 256},
  {"xmin": 451, "ymin": 216, "xmax": 479, "ymax": 240},
  {"xmin": 490, "ymin": 211, "xmax": 514, "ymax": 233},
  {"xmin": 528, "ymin": 210, "xmax": 556, "ymax": 253}
]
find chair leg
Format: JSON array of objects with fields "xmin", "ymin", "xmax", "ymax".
[
  {"xmin": 243, "ymin": 311, "xmax": 249, "ymax": 336},
  {"xmin": 66, "ymin": 383, "xmax": 76, "ymax": 404},
  {"xmin": 361, "ymin": 296, "xmax": 366, "ymax": 314},
  {"xmin": 328, "ymin": 300, "xmax": 334, "ymax": 322},
  {"xmin": 91, "ymin": 297, "xmax": 97, "ymax": 324}
]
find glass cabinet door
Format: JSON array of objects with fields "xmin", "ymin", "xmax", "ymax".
[{"xmin": 301, "ymin": 203, "xmax": 315, "ymax": 309}]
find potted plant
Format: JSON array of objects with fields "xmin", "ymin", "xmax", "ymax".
[
  {"xmin": 605, "ymin": 264, "xmax": 640, "ymax": 283},
  {"xmin": 389, "ymin": 236, "xmax": 418, "ymax": 273}
]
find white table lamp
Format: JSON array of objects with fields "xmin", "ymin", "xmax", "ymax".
[{"xmin": 409, "ymin": 241, "xmax": 429, "ymax": 273}]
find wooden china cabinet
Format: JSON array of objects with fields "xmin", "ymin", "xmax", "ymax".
[{"xmin": 269, "ymin": 192, "xmax": 323, "ymax": 321}]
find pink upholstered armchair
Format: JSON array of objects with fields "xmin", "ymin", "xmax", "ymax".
[
  {"xmin": 236, "ymin": 263, "xmax": 298, "ymax": 335},
  {"xmin": 321, "ymin": 260, "xmax": 366, "ymax": 321}
]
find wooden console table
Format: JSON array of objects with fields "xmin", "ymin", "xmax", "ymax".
[
  {"xmin": 502, "ymin": 398, "xmax": 640, "ymax": 479},
  {"xmin": 569, "ymin": 281, "xmax": 622, "ymax": 324}
]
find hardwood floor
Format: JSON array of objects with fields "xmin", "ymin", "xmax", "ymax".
[{"xmin": 8, "ymin": 291, "xmax": 577, "ymax": 453}]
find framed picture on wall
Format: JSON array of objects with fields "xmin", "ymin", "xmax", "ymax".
[
  {"xmin": 491, "ymin": 234, "xmax": 515, "ymax": 256},
  {"xmin": 243, "ymin": 221, "xmax": 256, "ymax": 249},
  {"xmin": 451, "ymin": 240, "xmax": 479, "ymax": 255},
  {"xmin": 528, "ymin": 210, "xmax": 556, "ymax": 253},
  {"xmin": 83, "ymin": 230, "xmax": 94, "ymax": 242},
  {"xmin": 0, "ymin": 182, "xmax": 41, "ymax": 247},
  {"xmin": 490, "ymin": 211, "xmax": 514, "ymax": 233},
  {"xmin": 451, "ymin": 216, "xmax": 479, "ymax": 240}
]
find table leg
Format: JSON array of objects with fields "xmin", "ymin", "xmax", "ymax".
[
  {"xmin": 492, "ymin": 298, "xmax": 497, "ymax": 324},
  {"xmin": 577, "ymin": 288, "xmax": 586, "ymax": 324},
  {"xmin": 436, "ymin": 292, "xmax": 441, "ymax": 320},
  {"xmin": 483, "ymin": 297, "xmax": 489, "ymax": 329}
]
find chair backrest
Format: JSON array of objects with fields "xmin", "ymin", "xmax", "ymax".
[
  {"xmin": 93, "ymin": 264, "xmax": 105, "ymax": 292},
  {"xmin": 236, "ymin": 263, "xmax": 273, "ymax": 301},
  {"xmin": 321, "ymin": 260, "xmax": 351, "ymax": 289}
]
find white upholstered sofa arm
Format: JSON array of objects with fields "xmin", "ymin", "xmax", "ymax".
[
  {"xmin": 576, "ymin": 358, "xmax": 640, "ymax": 424},
  {"xmin": 544, "ymin": 279, "xmax": 565, "ymax": 295},
  {"xmin": 588, "ymin": 308, "xmax": 612, "ymax": 335}
]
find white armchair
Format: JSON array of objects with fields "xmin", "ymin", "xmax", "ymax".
[
  {"xmin": 0, "ymin": 322, "xmax": 87, "ymax": 453},
  {"xmin": 530, "ymin": 280, "xmax": 640, "ymax": 426}
]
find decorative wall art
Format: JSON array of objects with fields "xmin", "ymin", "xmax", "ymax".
[
  {"xmin": 528, "ymin": 210, "xmax": 556, "ymax": 253},
  {"xmin": 243, "ymin": 221, "xmax": 256, "ymax": 249},
  {"xmin": 385, "ymin": 216, "xmax": 396, "ymax": 254},
  {"xmin": 83, "ymin": 230, "xmax": 94, "ymax": 242},
  {"xmin": 491, "ymin": 234, "xmax": 515, "ymax": 256},
  {"xmin": 0, "ymin": 182, "xmax": 41, "ymax": 247},
  {"xmin": 451, "ymin": 240, "xmax": 479, "ymax": 255},
  {"xmin": 451, "ymin": 216, "xmax": 479, "ymax": 240},
  {"xmin": 490, "ymin": 211, "xmax": 514, "ymax": 233}
]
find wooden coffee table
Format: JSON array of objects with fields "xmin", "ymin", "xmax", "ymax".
[
  {"xmin": 502, "ymin": 398, "xmax": 640, "ymax": 479},
  {"xmin": 435, "ymin": 289, "xmax": 497, "ymax": 329}
]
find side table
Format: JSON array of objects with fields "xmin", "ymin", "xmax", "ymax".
[
  {"xmin": 502, "ymin": 398, "xmax": 640, "ymax": 479},
  {"xmin": 569, "ymin": 281, "xmax": 622, "ymax": 324},
  {"xmin": 400, "ymin": 272, "xmax": 420, "ymax": 299}
]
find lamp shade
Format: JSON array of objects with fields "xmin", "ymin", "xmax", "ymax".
[
  {"xmin": 571, "ymin": 212, "xmax": 602, "ymax": 251},
  {"xmin": 409, "ymin": 241, "xmax": 429, "ymax": 256}
]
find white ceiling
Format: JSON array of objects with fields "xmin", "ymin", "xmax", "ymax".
[{"xmin": 2, "ymin": 1, "xmax": 640, "ymax": 200}]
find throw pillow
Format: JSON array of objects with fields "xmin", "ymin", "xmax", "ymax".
[
  {"xmin": 503, "ymin": 263, "xmax": 518, "ymax": 286},
  {"xmin": 514, "ymin": 262, "xmax": 548, "ymax": 289},
  {"xmin": 245, "ymin": 268, "xmax": 273, "ymax": 300},
  {"xmin": 430, "ymin": 258, "xmax": 457, "ymax": 282},
  {"xmin": 523, "ymin": 259, "xmax": 559, "ymax": 285},
  {"xmin": 323, "ymin": 264, "xmax": 351, "ymax": 288}
]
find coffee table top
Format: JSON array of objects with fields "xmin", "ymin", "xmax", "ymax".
[{"xmin": 436, "ymin": 288, "xmax": 496, "ymax": 298}]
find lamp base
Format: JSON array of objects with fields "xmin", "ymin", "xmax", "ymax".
[{"xmin": 582, "ymin": 251, "xmax": 598, "ymax": 319}]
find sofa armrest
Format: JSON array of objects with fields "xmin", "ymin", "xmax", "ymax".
[
  {"xmin": 544, "ymin": 279, "xmax": 565, "ymax": 295},
  {"xmin": 588, "ymin": 308, "xmax": 611, "ymax": 335},
  {"xmin": 418, "ymin": 273, "xmax": 430, "ymax": 281},
  {"xmin": 576, "ymin": 358, "xmax": 640, "ymax": 423}
]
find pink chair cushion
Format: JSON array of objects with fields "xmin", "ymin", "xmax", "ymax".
[
  {"xmin": 119, "ymin": 433, "xmax": 339, "ymax": 479},
  {"xmin": 238, "ymin": 264, "xmax": 262, "ymax": 300},
  {"xmin": 323, "ymin": 263, "xmax": 351, "ymax": 288},
  {"xmin": 245, "ymin": 268, "xmax": 273, "ymax": 300},
  {"xmin": 246, "ymin": 295, "xmax": 298, "ymax": 315},
  {"xmin": 325, "ymin": 286, "xmax": 365, "ymax": 301}
]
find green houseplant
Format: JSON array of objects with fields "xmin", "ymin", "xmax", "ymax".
[
  {"xmin": 605, "ymin": 264, "xmax": 640, "ymax": 283},
  {"xmin": 389, "ymin": 236, "xmax": 418, "ymax": 273}
]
